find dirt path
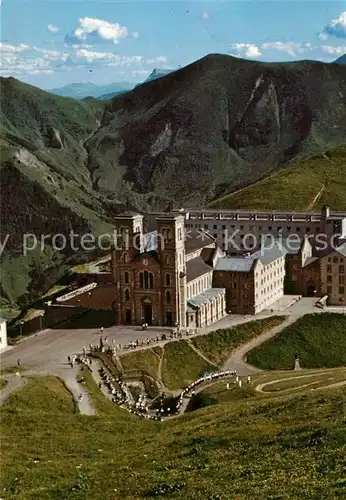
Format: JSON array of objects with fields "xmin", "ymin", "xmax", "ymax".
[
  {"xmin": 306, "ymin": 184, "xmax": 325, "ymax": 211},
  {"xmin": 0, "ymin": 373, "xmax": 27, "ymax": 405},
  {"xmin": 222, "ymin": 314, "xmax": 301, "ymax": 375},
  {"xmin": 0, "ymin": 369, "xmax": 94, "ymax": 416},
  {"xmin": 187, "ymin": 340, "xmax": 219, "ymax": 368},
  {"xmin": 255, "ymin": 372, "xmax": 346, "ymax": 394}
]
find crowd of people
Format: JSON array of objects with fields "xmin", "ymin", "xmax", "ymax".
[
  {"xmin": 71, "ymin": 327, "xmax": 252, "ymax": 420},
  {"xmin": 174, "ymin": 370, "xmax": 238, "ymax": 413},
  {"xmin": 97, "ymin": 367, "xmax": 163, "ymax": 420}
]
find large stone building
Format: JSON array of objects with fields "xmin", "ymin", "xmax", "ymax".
[
  {"xmin": 111, "ymin": 212, "xmax": 226, "ymax": 327},
  {"xmin": 213, "ymin": 241, "xmax": 286, "ymax": 315},
  {"xmin": 284, "ymin": 238, "xmax": 346, "ymax": 306},
  {"xmin": 172, "ymin": 205, "xmax": 346, "ymax": 254},
  {"xmin": 52, "ymin": 207, "xmax": 346, "ymax": 323}
]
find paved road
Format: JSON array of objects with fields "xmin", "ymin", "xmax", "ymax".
[
  {"xmin": 222, "ymin": 314, "xmax": 303, "ymax": 375},
  {"xmin": 0, "ymin": 297, "xmax": 337, "ymax": 407}
]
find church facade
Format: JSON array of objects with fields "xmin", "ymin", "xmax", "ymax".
[{"xmin": 111, "ymin": 212, "xmax": 227, "ymax": 328}]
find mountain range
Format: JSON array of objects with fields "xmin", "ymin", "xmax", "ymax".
[
  {"xmin": 1, "ymin": 53, "xmax": 346, "ymax": 313},
  {"xmin": 335, "ymin": 54, "xmax": 346, "ymax": 64},
  {"xmin": 48, "ymin": 69, "xmax": 175, "ymax": 100},
  {"xmin": 49, "ymin": 81, "xmax": 134, "ymax": 100}
]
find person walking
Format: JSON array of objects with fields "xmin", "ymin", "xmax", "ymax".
[{"xmin": 17, "ymin": 358, "xmax": 21, "ymax": 367}]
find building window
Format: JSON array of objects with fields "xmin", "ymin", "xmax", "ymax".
[
  {"xmin": 339, "ymin": 275, "xmax": 345, "ymax": 284},
  {"xmin": 327, "ymin": 286, "xmax": 332, "ymax": 294},
  {"xmin": 125, "ymin": 289, "xmax": 130, "ymax": 301},
  {"xmin": 165, "ymin": 255, "xmax": 170, "ymax": 265},
  {"xmin": 140, "ymin": 271, "xmax": 154, "ymax": 289},
  {"xmin": 328, "ymin": 258, "xmax": 331, "ymax": 262},
  {"xmin": 339, "ymin": 286, "xmax": 345, "ymax": 295},
  {"xmin": 327, "ymin": 265, "xmax": 332, "ymax": 273},
  {"xmin": 333, "ymin": 257, "xmax": 338, "ymax": 263},
  {"xmin": 204, "ymin": 224, "xmax": 208, "ymax": 229},
  {"xmin": 124, "ymin": 271, "xmax": 129, "ymax": 284},
  {"xmin": 165, "ymin": 273, "xmax": 171, "ymax": 286},
  {"xmin": 327, "ymin": 275, "xmax": 332, "ymax": 282},
  {"xmin": 178, "ymin": 228, "xmax": 182, "ymax": 241},
  {"xmin": 162, "ymin": 228, "xmax": 172, "ymax": 242},
  {"xmin": 340, "ymin": 265, "xmax": 344, "ymax": 274},
  {"xmin": 166, "ymin": 291, "xmax": 171, "ymax": 304},
  {"xmin": 123, "ymin": 253, "xmax": 129, "ymax": 263}
]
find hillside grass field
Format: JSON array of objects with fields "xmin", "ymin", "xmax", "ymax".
[
  {"xmin": 247, "ymin": 313, "xmax": 346, "ymax": 370},
  {"xmin": 191, "ymin": 316, "xmax": 285, "ymax": 365},
  {"xmin": 1, "ymin": 372, "xmax": 345, "ymax": 499},
  {"xmin": 161, "ymin": 340, "xmax": 214, "ymax": 390},
  {"xmin": 117, "ymin": 317, "xmax": 286, "ymax": 391},
  {"xmin": 209, "ymin": 145, "xmax": 346, "ymax": 210}
]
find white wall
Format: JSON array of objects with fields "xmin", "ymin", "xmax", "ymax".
[
  {"xmin": 0, "ymin": 321, "xmax": 8, "ymax": 351},
  {"xmin": 187, "ymin": 271, "xmax": 213, "ymax": 299},
  {"xmin": 254, "ymin": 256, "xmax": 285, "ymax": 313}
]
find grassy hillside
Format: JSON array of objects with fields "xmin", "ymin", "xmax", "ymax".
[
  {"xmin": 0, "ymin": 78, "xmax": 118, "ymax": 312},
  {"xmin": 209, "ymin": 144, "xmax": 346, "ymax": 210},
  {"xmin": 161, "ymin": 340, "xmax": 214, "ymax": 390},
  {"xmin": 247, "ymin": 313, "xmax": 346, "ymax": 369},
  {"xmin": 191, "ymin": 316, "xmax": 285, "ymax": 365},
  {"xmin": 1, "ymin": 374, "xmax": 345, "ymax": 498}
]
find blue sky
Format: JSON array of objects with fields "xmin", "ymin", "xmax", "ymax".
[{"xmin": 1, "ymin": 1, "xmax": 346, "ymax": 89}]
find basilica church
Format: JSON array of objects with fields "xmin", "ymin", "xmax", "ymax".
[{"xmin": 111, "ymin": 211, "xmax": 227, "ymax": 328}]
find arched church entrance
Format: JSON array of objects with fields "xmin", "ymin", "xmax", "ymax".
[{"xmin": 142, "ymin": 298, "xmax": 153, "ymax": 325}]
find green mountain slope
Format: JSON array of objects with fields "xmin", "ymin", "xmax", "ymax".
[
  {"xmin": 0, "ymin": 78, "xmax": 116, "ymax": 311},
  {"xmin": 209, "ymin": 144, "xmax": 346, "ymax": 210}
]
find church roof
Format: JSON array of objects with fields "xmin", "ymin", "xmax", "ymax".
[
  {"xmin": 187, "ymin": 288, "xmax": 225, "ymax": 309},
  {"xmin": 185, "ymin": 229, "xmax": 215, "ymax": 254},
  {"xmin": 215, "ymin": 257, "xmax": 255, "ymax": 272},
  {"xmin": 186, "ymin": 257, "xmax": 212, "ymax": 282}
]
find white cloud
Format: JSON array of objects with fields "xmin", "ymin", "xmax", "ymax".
[
  {"xmin": 261, "ymin": 42, "xmax": 312, "ymax": 57},
  {"xmin": 145, "ymin": 56, "xmax": 167, "ymax": 65},
  {"xmin": 66, "ymin": 17, "xmax": 128, "ymax": 44},
  {"xmin": 48, "ymin": 24, "xmax": 59, "ymax": 33},
  {"xmin": 132, "ymin": 69, "xmax": 150, "ymax": 77},
  {"xmin": 200, "ymin": 12, "xmax": 209, "ymax": 20},
  {"xmin": 321, "ymin": 11, "xmax": 346, "ymax": 39},
  {"xmin": 320, "ymin": 45, "xmax": 346, "ymax": 55},
  {"xmin": 132, "ymin": 32, "xmax": 139, "ymax": 39},
  {"xmin": 230, "ymin": 43, "xmax": 262, "ymax": 58},
  {"xmin": 319, "ymin": 32, "xmax": 328, "ymax": 41}
]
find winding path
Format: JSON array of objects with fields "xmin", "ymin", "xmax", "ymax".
[
  {"xmin": 0, "ymin": 369, "xmax": 94, "ymax": 416},
  {"xmin": 0, "ymin": 374, "xmax": 27, "ymax": 405},
  {"xmin": 222, "ymin": 314, "xmax": 300, "ymax": 375}
]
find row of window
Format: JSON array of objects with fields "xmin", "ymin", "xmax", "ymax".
[
  {"xmin": 327, "ymin": 275, "xmax": 345, "ymax": 284},
  {"xmin": 123, "ymin": 270, "xmax": 172, "ymax": 288},
  {"xmin": 187, "ymin": 223, "xmax": 340, "ymax": 233}
]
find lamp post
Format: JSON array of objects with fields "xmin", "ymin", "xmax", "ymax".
[{"xmin": 19, "ymin": 321, "xmax": 24, "ymax": 336}]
